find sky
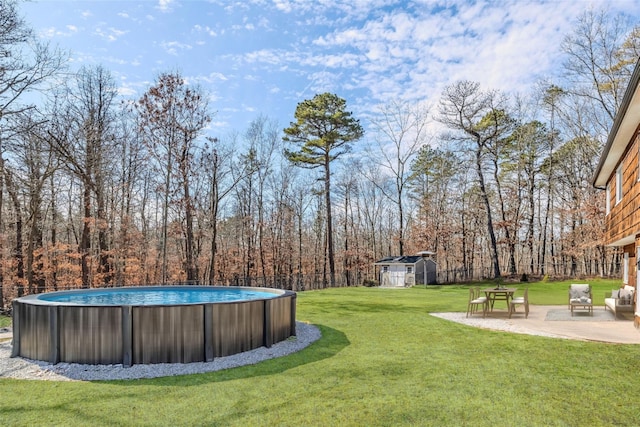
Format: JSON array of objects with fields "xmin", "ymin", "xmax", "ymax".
[{"xmin": 18, "ymin": 0, "xmax": 640, "ymax": 141}]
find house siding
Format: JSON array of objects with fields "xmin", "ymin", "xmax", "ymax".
[{"xmin": 605, "ymin": 127, "xmax": 640, "ymax": 246}]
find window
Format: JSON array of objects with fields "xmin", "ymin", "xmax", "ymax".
[
  {"xmin": 616, "ymin": 165, "xmax": 623, "ymax": 204},
  {"xmin": 382, "ymin": 266, "xmax": 388, "ymax": 273},
  {"xmin": 406, "ymin": 266, "xmax": 413, "ymax": 274},
  {"xmin": 606, "ymin": 183, "xmax": 611, "ymax": 215}
]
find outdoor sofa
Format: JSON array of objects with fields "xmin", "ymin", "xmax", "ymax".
[{"xmin": 604, "ymin": 285, "xmax": 635, "ymax": 320}]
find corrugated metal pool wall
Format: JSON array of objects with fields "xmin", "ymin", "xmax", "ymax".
[{"xmin": 12, "ymin": 290, "xmax": 297, "ymax": 367}]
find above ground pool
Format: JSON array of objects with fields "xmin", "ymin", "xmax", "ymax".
[{"xmin": 11, "ymin": 286, "xmax": 297, "ymax": 367}]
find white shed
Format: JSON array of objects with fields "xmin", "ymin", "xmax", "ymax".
[{"xmin": 374, "ymin": 253, "xmax": 437, "ymax": 287}]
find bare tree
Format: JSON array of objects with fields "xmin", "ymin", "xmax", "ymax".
[
  {"xmin": 4, "ymin": 111, "xmax": 58, "ymax": 293},
  {"xmin": 438, "ymin": 81, "xmax": 512, "ymax": 279},
  {"xmin": 561, "ymin": 8, "xmax": 638, "ymax": 136},
  {"xmin": 200, "ymin": 136, "xmax": 246, "ymax": 285},
  {"xmin": 135, "ymin": 71, "xmax": 212, "ymax": 283},
  {"xmin": 409, "ymin": 144, "xmax": 460, "ymax": 258},
  {"xmin": 234, "ymin": 116, "xmax": 278, "ymax": 284},
  {"xmin": 0, "ymin": 0, "xmax": 64, "ymax": 302},
  {"xmin": 0, "ymin": 0, "xmax": 66, "ymax": 121},
  {"xmin": 367, "ymin": 100, "xmax": 430, "ymax": 255},
  {"xmin": 47, "ymin": 65, "xmax": 119, "ymax": 288}
]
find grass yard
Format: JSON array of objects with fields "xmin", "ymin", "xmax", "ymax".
[{"xmin": 0, "ymin": 279, "xmax": 638, "ymax": 426}]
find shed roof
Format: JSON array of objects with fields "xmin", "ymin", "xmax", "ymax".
[
  {"xmin": 593, "ymin": 58, "xmax": 640, "ymax": 188},
  {"xmin": 374, "ymin": 255, "xmax": 423, "ymax": 265}
]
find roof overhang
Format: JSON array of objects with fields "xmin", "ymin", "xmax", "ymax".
[
  {"xmin": 605, "ymin": 234, "xmax": 637, "ymax": 248},
  {"xmin": 593, "ymin": 59, "xmax": 640, "ymax": 189},
  {"xmin": 374, "ymin": 261, "xmax": 418, "ymax": 266}
]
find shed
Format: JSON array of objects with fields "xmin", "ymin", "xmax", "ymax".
[{"xmin": 374, "ymin": 253, "xmax": 437, "ymax": 287}]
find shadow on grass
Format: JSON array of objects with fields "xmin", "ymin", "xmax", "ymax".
[{"xmin": 108, "ymin": 323, "xmax": 350, "ymax": 386}]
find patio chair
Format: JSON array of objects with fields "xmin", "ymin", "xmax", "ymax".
[
  {"xmin": 466, "ymin": 287, "xmax": 487, "ymax": 318},
  {"xmin": 474, "ymin": 287, "xmax": 487, "ymax": 303},
  {"xmin": 568, "ymin": 284, "xmax": 593, "ymax": 316},
  {"xmin": 508, "ymin": 287, "xmax": 529, "ymax": 318}
]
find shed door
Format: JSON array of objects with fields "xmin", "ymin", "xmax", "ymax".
[{"xmin": 389, "ymin": 266, "xmax": 405, "ymax": 287}]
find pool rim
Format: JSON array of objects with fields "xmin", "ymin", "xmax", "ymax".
[{"xmin": 16, "ymin": 285, "xmax": 289, "ymax": 306}]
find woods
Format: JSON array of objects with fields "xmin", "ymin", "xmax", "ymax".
[{"xmin": 0, "ymin": 1, "xmax": 637, "ymax": 309}]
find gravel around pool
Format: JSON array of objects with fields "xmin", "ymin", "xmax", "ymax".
[{"xmin": 0, "ymin": 322, "xmax": 320, "ymax": 381}]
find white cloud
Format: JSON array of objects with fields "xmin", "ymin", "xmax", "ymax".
[
  {"xmin": 244, "ymin": 49, "xmax": 282, "ymax": 65},
  {"xmin": 19, "ymin": 0, "xmax": 640, "ymax": 136},
  {"xmin": 40, "ymin": 25, "xmax": 80, "ymax": 38},
  {"xmin": 94, "ymin": 26, "xmax": 129, "ymax": 42},
  {"xmin": 157, "ymin": 0, "xmax": 175, "ymax": 12},
  {"xmin": 194, "ymin": 24, "xmax": 217, "ymax": 37},
  {"xmin": 118, "ymin": 86, "xmax": 137, "ymax": 97},
  {"xmin": 160, "ymin": 40, "xmax": 193, "ymax": 56},
  {"xmin": 273, "ymin": 0, "xmax": 294, "ymax": 13},
  {"xmin": 197, "ymin": 72, "xmax": 229, "ymax": 84},
  {"xmin": 210, "ymin": 120, "xmax": 229, "ymax": 130},
  {"xmin": 298, "ymin": 0, "xmax": 594, "ymax": 109}
]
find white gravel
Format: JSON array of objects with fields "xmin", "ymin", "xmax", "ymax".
[
  {"xmin": 430, "ymin": 312, "xmax": 565, "ymax": 338},
  {"xmin": 0, "ymin": 321, "xmax": 320, "ymax": 382}
]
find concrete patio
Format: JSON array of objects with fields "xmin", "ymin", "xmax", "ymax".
[{"xmin": 449, "ymin": 305, "xmax": 640, "ymax": 344}]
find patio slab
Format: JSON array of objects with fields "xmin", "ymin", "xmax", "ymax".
[{"xmin": 437, "ymin": 305, "xmax": 640, "ymax": 344}]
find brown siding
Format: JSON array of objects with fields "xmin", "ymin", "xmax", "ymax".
[{"xmin": 605, "ymin": 128, "xmax": 640, "ymax": 245}]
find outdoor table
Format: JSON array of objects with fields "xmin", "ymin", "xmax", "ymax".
[{"xmin": 483, "ymin": 287, "xmax": 517, "ymax": 312}]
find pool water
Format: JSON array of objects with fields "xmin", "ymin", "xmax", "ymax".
[{"xmin": 37, "ymin": 288, "xmax": 277, "ymax": 305}]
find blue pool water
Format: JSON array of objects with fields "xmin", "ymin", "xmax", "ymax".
[{"xmin": 37, "ymin": 287, "xmax": 278, "ymax": 305}]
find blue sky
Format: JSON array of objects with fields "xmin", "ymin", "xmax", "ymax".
[{"xmin": 19, "ymin": 0, "xmax": 640, "ymax": 139}]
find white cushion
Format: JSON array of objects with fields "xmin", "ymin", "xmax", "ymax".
[
  {"xmin": 511, "ymin": 297, "xmax": 525, "ymax": 303},
  {"xmin": 605, "ymin": 298, "xmax": 616, "ymax": 311},
  {"xmin": 569, "ymin": 284, "xmax": 590, "ymax": 299},
  {"xmin": 611, "ymin": 290, "xmax": 619, "ymax": 299}
]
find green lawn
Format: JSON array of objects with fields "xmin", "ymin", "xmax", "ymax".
[{"xmin": 1, "ymin": 279, "xmax": 637, "ymax": 426}]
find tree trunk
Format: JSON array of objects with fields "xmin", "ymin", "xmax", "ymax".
[
  {"xmin": 184, "ymin": 178, "xmax": 196, "ymax": 283},
  {"xmin": 50, "ymin": 176, "xmax": 58, "ymax": 290},
  {"xmin": 324, "ymin": 155, "xmax": 336, "ymax": 287},
  {"xmin": 161, "ymin": 148, "xmax": 172, "ymax": 284},
  {"xmin": 208, "ymin": 191, "xmax": 219, "ymax": 285},
  {"xmin": 96, "ymin": 184, "xmax": 111, "ymax": 286},
  {"xmin": 5, "ymin": 168, "xmax": 24, "ymax": 295},
  {"xmin": 398, "ymin": 192, "xmax": 404, "ymax": 256},
  {"xmin": 475, "ymin": 148, "xmax": 501, "ymax": 279},
  {"xmin": 491, "ymin": 152, "xmax": 517, "ymax": 276},
  {"xmin": 80, "ymin": 180, "xmax": 91, "ymax": 288}
]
